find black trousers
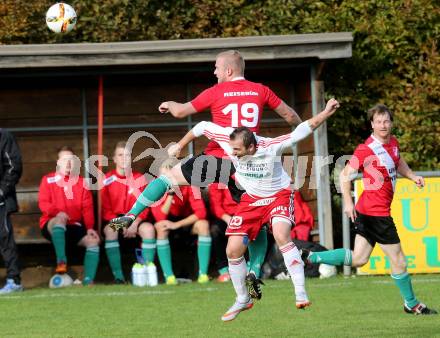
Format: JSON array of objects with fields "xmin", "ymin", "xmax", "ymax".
[{"xmin": 0, "ymin": 207, "xmax": 21, "ymax": 283}]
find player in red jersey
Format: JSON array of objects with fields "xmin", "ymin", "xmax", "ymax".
[
  {"xmin": 110, "ymin": 50, "xmax": 301, "ymax": 298},
  {"xmin": 150, "ymin": 160, "xmax": 210, "ymax": 285},
  {"xmin": 101, "ymin": 142, "xmax": 156, "ymax": 283},
  {"xmin": 303, "ymin": 104, "xmax": 437, "ymax": 315},
  {"xmin": 38, "ymin": 146, "xmax": 100, "ymax": 285},
  {"xmin": 111, "ymin": 50, "xmax": 301, "ymax": 218}
]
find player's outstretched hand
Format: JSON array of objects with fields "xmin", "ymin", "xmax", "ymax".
[
  {"xmin": 167, "ymin": 143, "xmax": 181, "ymax": 158},
  {"xmin": 159, "ymin": 102, "xmax": 170, "ymax": 114},
  {"xmin": 108, "ymin": 214, "xmax": 136, "ymax": 231},
  {"xmin": 325, "ymin": 98, "xmax": 340, "ymax": 114}
]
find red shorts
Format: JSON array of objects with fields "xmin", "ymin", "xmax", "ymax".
[{"xmin": 225, "ymin": 189, "xmax": 294, "ymax": 240}]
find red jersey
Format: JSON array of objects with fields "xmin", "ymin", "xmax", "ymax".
[
  {"xmin": 349, "ymin": 135, "xmax": 400, "ymax": 216},
  {"xmin": 101, "ymin": 170, "xmax": 150, "ymax": 222},
  {"xmin": 191, "ymin": 78, "xmax": 282, "ymax": 157},
  {"xmin": 151, "ymin": 186, "xmax": 207, "ymax": 222},
  {"xmin": 208, "ymin": 183, "xmax": 238, "ymax": 218},
  {"xmin": 38, "ymin": 172, "xmax": 94, "ymax": 229}
]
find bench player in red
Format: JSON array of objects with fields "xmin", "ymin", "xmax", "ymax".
[
  {"xmin": 101, "ymin": 141, "xmax": 156, "ymax": 283},
  {"xmin": 38, "ymin": 146, "xmax": 100, "ymax": 285}
]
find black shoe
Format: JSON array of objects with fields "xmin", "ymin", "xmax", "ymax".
[
  {"xmin": 404, "ymin": 303, "xmax": 438, "ymax": 315},
  {"xmin": 245, "ymin": 272, "xmax": 264, "ymax": 300},
  {"xmin": 299, "ymin": 248, "xmax": 310, "ymax": 265},
  {"xmin": 114, "ymin": 278, "xmax": 127, "ymax": 285},
  {"xmin": 108, "ymin": 214, "xmax": 136, "ymax": 231}
]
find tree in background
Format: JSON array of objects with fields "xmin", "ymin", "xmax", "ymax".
[{"xmin": 1, "ymin": 0, "xmax": 438, "ymax": 169}]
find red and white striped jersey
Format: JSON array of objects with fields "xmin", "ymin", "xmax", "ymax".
[
  {"xmin": 349, "ymin": 135, "xmax": 400, "ymax": 216},
  {"xmin": 192, "ymin": 121, "xmax": 313, "ymax": 197}
]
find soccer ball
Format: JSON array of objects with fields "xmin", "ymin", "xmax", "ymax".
[
  {"xmin": 46, "ymin": 3, "xmax": 77, "ymax": 33},
  {"xmin": 49, "ymin": 274, "xmax": 74, "ymax": 288},
  {"xmin": 319, "ymin": 263, "xmax": 337, "ymax": 279}
]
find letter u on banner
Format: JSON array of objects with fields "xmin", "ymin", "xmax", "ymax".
[{"xmin": 400, "ymin": 198, "xmax": 430, "ymax": 232}]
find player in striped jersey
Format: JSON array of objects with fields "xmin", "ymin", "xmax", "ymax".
[{"xmin": 166, "ymin": 98, "xmax": 339, "ymax": 321}]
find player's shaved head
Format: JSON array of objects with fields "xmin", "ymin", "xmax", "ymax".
[{"xmin": 216, "ymin": 50, "xmax": 245, "ymax": 76}]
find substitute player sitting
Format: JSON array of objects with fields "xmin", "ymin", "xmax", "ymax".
[
  {"xmin": 38, "ymin": 146, "xmax": 100, "ymax": 286},
  {"xmin": 302, "ymin": 104, "xmax": 437, "ymax": 315},
  {"xmin": 151, "ymin": 160, "xmax": 211, "ymax": 285},
  {"xmin": 167, "ymin": 98, "xmax": 340, "ymax": 321},
  {"xmin": 101, "ymin": 141, "xmax": 156, "ymax": 284}
]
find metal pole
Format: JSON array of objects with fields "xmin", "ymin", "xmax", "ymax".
[
  {"xmin": 186, "ymin": 83, "xmax": 194, "ymax": 155},
  {"xmin": 81, "ymin": 88, "xmax": 90, "ymax": 180},
  {"xmin": 310, "ymin": 65, "xmax": 325, "ymax": 246},
  {"xmin": 342, "ymin": 198, "xmax": 352, "ymax": 276},
  {"xmin": 97, "ymin": 76, "xmax": 104, "ymax": 232}
]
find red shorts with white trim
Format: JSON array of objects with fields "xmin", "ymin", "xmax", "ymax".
[{"xmin": 225, "ymin": 189, "xmax": 294, "ymax": 240}]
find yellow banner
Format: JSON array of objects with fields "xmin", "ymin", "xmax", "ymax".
[{"xmin": 355, "ymin": 177, "xmax": 440, "ymax": 274}]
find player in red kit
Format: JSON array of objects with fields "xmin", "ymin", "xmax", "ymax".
[
  {"xmin": 151, "ymin": 160, "xmax": 210, "ymax": 285},
  {"xmin": 38, "ymin": 146, "xmax": 100, "ymax": 285},
  {"xmin": 101, "ymin": 142, "xmax": 156, "ymax": 283},
  {"xmin": 303, "ymin": 104, "xmax": 437, "ymax": 315},
  {"xmin": 110, "ymin": 50, "xmax": 301, "ymax": 298}
]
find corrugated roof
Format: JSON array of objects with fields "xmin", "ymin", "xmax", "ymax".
[{"xmin": 0, "ymin": 32, "xmax": 352, "ymax": 69}]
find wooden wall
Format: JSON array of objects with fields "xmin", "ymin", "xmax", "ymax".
[{"xmin": 0, "ymin": 64, "xmax": 316, "ymax": 243}]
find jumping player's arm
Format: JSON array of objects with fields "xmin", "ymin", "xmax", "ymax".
[
  {"xmin": 270, "ymin": 98, "xmax": 340, "ymax": 154},
  {"xmin": 158, "ymin": 86, "xmax": 215, "ymax": 119},
  {"xmin": 158, "ymin": 101, "xmax": 197, "ymax": 118},
  {"xmin": 168, "ymin": 122, "xmax": 233, "ymax": 158},
  {"xmin": 274, "ymin": 100, "xmax": 302, "ymax": 127},
  {"xmin": 307, "ymin": 98, "xmax": 340, "ymax": 130},
  {"xmin": 397, "ymin": 157, "xmax": 424, "ymax": 188}
]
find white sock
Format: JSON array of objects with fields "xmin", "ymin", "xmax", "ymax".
[
  {"xmin": 228, "ymin": 256, "xmax": 249, "ymax": 303},
  {"xmin": 280, "ymin": 242, "xmax": 309, "ymax": 302}
]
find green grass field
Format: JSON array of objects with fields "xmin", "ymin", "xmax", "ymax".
[{"xmin": 1, "ymin": 274, "xmax": 439, "ymax": 338}]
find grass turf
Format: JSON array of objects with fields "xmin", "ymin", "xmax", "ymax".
[{"xmin": 0, "ymin": 274, "xmax": 439, "ymax": 337}]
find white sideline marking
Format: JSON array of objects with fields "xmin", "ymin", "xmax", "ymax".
[
  {"xmin": 266, "ymin": 277, "xmax": 440, "ymax": 289},
  {"xmin": 372, "ymin": 278, "xmax": 440, "ymax": 285},
  {"xmin": 0, "ymin": 286, "xmax": 219, "ymax": 300}
]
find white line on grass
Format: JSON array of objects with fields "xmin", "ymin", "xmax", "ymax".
[
  {"xmin": 0, "ymin": 286, "xmax": 220, "ymax": 300},
  {"xmin": 371, "ymin": 278, "xmax": 440, "ymax": 284}
]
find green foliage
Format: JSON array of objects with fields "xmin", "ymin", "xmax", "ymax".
[{"xmin": 1, "ymin": 0, "xmax": 438, "ymax": 169}]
